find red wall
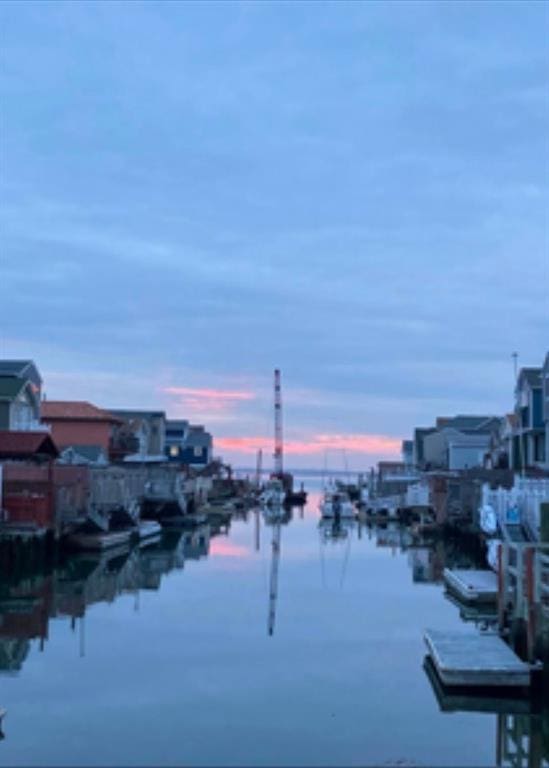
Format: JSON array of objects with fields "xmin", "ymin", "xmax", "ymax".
[{"xmin": 43, "ymin": 420, "xmax": 112, "ymax": 452}]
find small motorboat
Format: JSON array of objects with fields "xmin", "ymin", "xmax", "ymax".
[
  {"xmin": 319, "ymin": 488, "xmax": 355, "ymax": 520},
  {"xmin": 136, "ymin": 520, "xmax": 162, "ymax": 540}
]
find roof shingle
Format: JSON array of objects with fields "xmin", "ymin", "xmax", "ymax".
[{"xmin": 41, "ymin": 401, "xmax": 122, "ymax": 423}]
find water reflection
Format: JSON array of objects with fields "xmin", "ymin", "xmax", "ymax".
[
  {"xmin": 0, "ymin": 497, "xmax": 547, "ymax": 766},
  {"xmin": 0, "ymin": 524, "xmax": 218, "ymax": 673}
]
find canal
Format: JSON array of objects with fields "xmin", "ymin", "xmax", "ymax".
[{"xmin": 0, "ymin": 481, "xmax": 547, "ymax": 766}]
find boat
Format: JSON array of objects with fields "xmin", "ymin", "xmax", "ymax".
[
  {"xmin": 67, "ymin": 528, "xmax": 133, "ymax": 551},
  {"xmin": 136, "ymin": 520, "xmax": 162, "ymax": 540},
  {"xmin": 284, "ymin": 486, "xmax": 308, "ymax": 506},
  {"xmin": 260, "ymin": 478, "xmax": 285, "ymax": 508},
  {"xmin": 318, "ymin": 517, "xmax": 355, "ymax": 542},
  {"xmin": 319, "ymin": 487, "xmax": 355, "ymax": 519}
]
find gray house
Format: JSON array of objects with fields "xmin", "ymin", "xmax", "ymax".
[
  {"xmin": 0, "ymin": 360, "xmax": 43, "ymax": 431},
  {"xmin": 422, "ymin": 415, "xmax": 500, "ymax": 471}
]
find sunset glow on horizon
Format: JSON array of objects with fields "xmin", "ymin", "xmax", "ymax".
[{"xmin": 216, "ymin": 433, "xmax": 401, "ymax": 457}]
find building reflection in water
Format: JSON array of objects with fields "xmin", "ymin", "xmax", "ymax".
[{"xmin": 0, "ymin": 522, "xmax": 218, "ymax": 674}]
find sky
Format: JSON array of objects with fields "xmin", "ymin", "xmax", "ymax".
[{"xmin": 0, "ymin": 1, "xmax": 548, "ymax": 470}]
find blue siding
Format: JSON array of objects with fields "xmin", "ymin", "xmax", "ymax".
[{"xmin": 533, "ymin": 389, "xmax": 543, "ymax": 428}]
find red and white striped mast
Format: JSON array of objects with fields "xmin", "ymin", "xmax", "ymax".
[{"xmin": 274, "ymin": 368, "xmax": 283, "ymax": 478}]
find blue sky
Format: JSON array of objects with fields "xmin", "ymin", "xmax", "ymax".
[{"xmin": 1, "ymin": 1, "xmax": 548, "ymax": 468}]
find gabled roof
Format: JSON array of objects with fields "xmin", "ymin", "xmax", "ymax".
[
  {"xmin": 0, "ymin": 360, "xmax": 42, "ymax": 383},
  {"xmin": 0, "ymin": 431, "xmax": 59, "ymax": 459},
  {"xmin": 517, "ymin": 367, "xmax": 542, "ymax": 388},
  {"xmin": 41, "ymin": 401, "xmax": 122, "ymax": 423},
  {"xmin": 0, "ymin": 378, "xmax": 26, "ymax": 401}
]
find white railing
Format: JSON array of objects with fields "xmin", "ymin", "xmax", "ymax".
[{"xmin": 480, "ymin": 477, "xmax": 549, "ymax": 540}]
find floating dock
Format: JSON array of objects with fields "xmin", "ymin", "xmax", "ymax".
[
  {"xmin": 424, "ymin": 629, "xmax": 531, "ymax": 688},
  {"xmin": 443, "ymin": 568, "xmax": 498, "ymax": 603}
]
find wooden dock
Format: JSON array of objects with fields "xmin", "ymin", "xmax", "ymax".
[
  {"xmin": 424, "ymin": 629, "xmax": 531, "ymax": 688},
  {"xmin": 443, "ymin": 568, "xmax": 498, "ymax": 603}
]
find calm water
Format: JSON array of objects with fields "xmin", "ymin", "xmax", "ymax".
[{"xmin": 0, "ymin": 480, "xmax": 547, "ymax": 766}]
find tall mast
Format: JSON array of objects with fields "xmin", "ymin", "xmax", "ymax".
[{"xmin": 274, "ymin": 368, "xmax": 283, "ymax": 477}]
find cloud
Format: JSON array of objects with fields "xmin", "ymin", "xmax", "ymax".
[
  {"xmin": 216, "ymin": 433, "xmax": 401, "ymax": 457},
  {"xmin": 162, "ymin": 385, "xmax": 256, "ymax": 417}
]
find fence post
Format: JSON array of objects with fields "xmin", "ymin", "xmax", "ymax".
[{"xmin": 525, "ymin": 546, "xmax": 536, "ymax": 664}]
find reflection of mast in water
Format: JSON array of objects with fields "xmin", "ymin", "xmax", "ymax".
[
  {"xmin": 255, "ymin": 509, "xmax": 260, "ymax": 552},
  {"xmin": 267, "ymin": 521, "xmax": 281, "ymax": 637}
]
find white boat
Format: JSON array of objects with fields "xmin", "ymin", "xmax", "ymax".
[
  {"xmin": 68, "ymin": 529, "xmax": 133, "ymax": 551},
  {"xmin": 319, "ymin": 488, "xmax": 355, "ymax": 519},
  {"xmin": 137, "ymin": 520, "xmax": 162, "ymax": 540},
  {"xmin": 260, "ymin": 478, "xmax": 285, "ymax": 508}
]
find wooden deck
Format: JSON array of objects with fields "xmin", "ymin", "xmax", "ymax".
[
  {"xmin": 424, "ymin": 629, "xmax": 531, "ymax": 688},
  {"xmin": 443, "ymin": 568, "xmax": 498, "ymax": 603}
]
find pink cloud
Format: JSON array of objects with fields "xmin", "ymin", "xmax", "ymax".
[
  {"xmin": 162, "ymin": 386, "xmax": 255, "ymax": 416},
  {"xmin": 216, "ymin": 433, "xmax": 401, "ymax": 456}
]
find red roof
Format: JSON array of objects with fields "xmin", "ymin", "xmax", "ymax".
[
  {"xmin": 41, "ymin": 401, "xmax": 122, "ymax": 423},
  {"xmin": 0, "ymin": 431, "xmax": 59, "ymax": 459}
]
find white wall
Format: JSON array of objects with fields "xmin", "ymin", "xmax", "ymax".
[{"xmin": 448, "ymin": 444, "xmax": 485, "ymax": 470}]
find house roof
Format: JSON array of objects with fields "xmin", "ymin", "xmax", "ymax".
[
  {"xmin": 443, "ymin": 415, "xmax": 499, "ymax": 433},
  {"xmin": 0, "ymin": 431, "xmax": 59, "ymax": 459},
  {"xmin": 518, "ymin": 367, "xmax": 542, "ymax": 388},
  {"xmin": 0, "ymin": 378, "xmax": 26, "ymax": 401},
  {"xmin": 110, "ymin": 409, "xmax": 166, "ymax": 420},
  {"xmin": 41, "ymin": 401, "xmax": 122, "ymax": 423},
  {"xmin": 0, "ymin": 360, "xmax": 42, "ymax": 383}
]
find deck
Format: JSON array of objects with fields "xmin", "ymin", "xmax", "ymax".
[
  {"xmin": 443, "ymin": 568, "xmax": 498, "ymax": 603},
  {"xmin": 424, "ymin": 629, "xmax": 531, "ymax": 688}
]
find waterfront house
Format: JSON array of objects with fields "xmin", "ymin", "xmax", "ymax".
[
  {"xmin": 41, "ymin": 401, "xmax": 122, "ymax": 454},
  {"xmin": 422, "ymin": 415, "xmax": 500, "ymax": 471},
  {"xmin": 485, "ymin": 414, "xmax": 515, "ymax": 470},
  {"xmin": 412, "ymin": 427, "xmax": 437, "ymax": 469},
  {"xmin": 109, "ymin": 410, "xmax": 166, "ymax": 459},
  {"xmin": 401, "ymin": 440, "xmax": 414, "ymax": 469},
  {"xmin": 513, "ymin": 367, "xmax": 545, "ymax": 470},
  {"xmin": 0, "ymin": 360, "xmax": 43, "ymax": 431},
  {"xmin": 0, "ymin": 431, "xmax": 59, "ymax": 531},
  {"xmin": 165, "ymin": 421, "xmax": 212, "ymax": 468}
]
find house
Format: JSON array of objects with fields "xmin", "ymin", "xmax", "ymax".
[
  {"xmin": 165, "ymin": 420, "xmax": 190, "ymax": 461},
  {"xmin": 109, "ymin": 409, "xmax": 166, "ymax": 459},
  {"xmin": 513, "ymin": 367, "xmax": 545, "ymax": 470},
  {"xmin": 165, "ymin": 421, "xmax": 212, "ymax": 468},
  {"xmin": 0, "ymin": 431, "xmax": 59, "ymax": 531},
  {"xmin": 422, "ymin": 415, "xmax": 500, "ymax": 471},
  {"xmin": 485, "ymin": 414, "xmax": 516, "ymax": 470},
  {"xmin": 41, "ymin": 401, "xmax": 122, "ymax": 454},
  {"xmin": 412, "ymin": 427, "xmax": 437, "ymax": 469},
  {"xmin": 0, "ymin": 431, "xmax": 59, "ymax": 461},
  {"xmin": 0, "ymin": 360, "xmax": 43, "ymax": 431},
  {"xmin": 401, "ymin": 440, "xmax": 414, "ymax": 469}
]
